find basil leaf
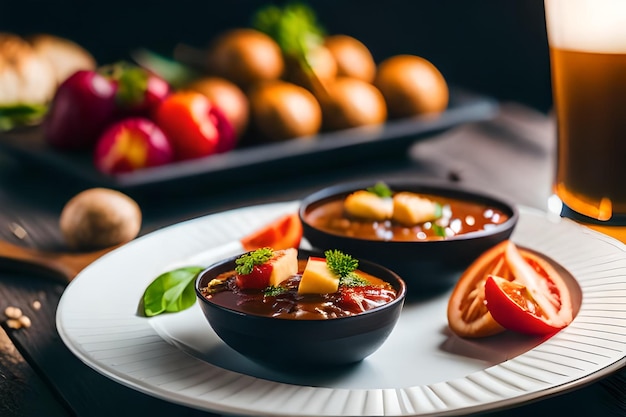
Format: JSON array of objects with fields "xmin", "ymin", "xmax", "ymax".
[
  {"xmin": 142, "ymin": 266, "xmax": 204, "ymax": 317},
  {"xmin": 0, "ymin": 103, "xmax": 48, "ymax": 131},
  {"xmin": 366, "ymin": 182, "xmax": 393, "ymax": 198}
]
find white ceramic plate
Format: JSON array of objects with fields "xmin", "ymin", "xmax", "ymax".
[{"xmin": 56, "ymin": 202, "xmax": 626, "ymax": 416}]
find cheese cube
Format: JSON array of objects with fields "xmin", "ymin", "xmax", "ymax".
[
  {"xmin": 392, "ymin": 192, "xmax": 439, "ymax": 226},
  {"xmin": 298, "ymin": 257, "xmax": 340, "ymax": 294},
  {"xmin": 344, "ymin": 190, "xmax": 393, "ymax": 221},
  {"xmin": 269, "ymin": 248, "xmax": 298, "ymax": 287}
]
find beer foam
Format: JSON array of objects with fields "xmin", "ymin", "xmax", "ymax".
[{"xmin": 545, "ymin": 0, "xmax": 626, "ymax": 53}]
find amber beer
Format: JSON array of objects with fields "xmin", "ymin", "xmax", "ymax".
[{"xmin": 545, "ymin": 0, "xmax": 626, "ymax": 221}]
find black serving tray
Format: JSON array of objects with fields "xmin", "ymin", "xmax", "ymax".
[{"xmin": 0, "ymin": 88, "xmax": 498, "ymax": 194}]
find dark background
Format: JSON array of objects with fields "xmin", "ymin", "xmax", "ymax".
[{"xmin": 0, "ymin": 0, "xmax": 553, "ymax": 112}]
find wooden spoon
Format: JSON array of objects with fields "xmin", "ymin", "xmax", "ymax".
[
  {"xmin": 0, "ymin": 239, "xmax": 118, "ymax": 282},
  {"xmin": 0, "ymin": 211, "xmax": 300, "ymax": 283}
]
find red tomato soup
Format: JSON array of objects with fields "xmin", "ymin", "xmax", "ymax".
[
  {"xmin": 199, "ymin": 261, "xmax": 398, "ymax": 320},
  {"xmin": 305, "ymin": 195, "xmax": 510, "ymax": 241}
]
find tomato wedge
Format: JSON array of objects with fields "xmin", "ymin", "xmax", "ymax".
[
  {"xmin": 483, "ymin": 242, "xmax": 573, "ymax": 335},
  {"xmin": 447, "ymin": 240, "xmax": 574, "ymax": 338},
  {"xmin": 240, "ymin": 212, "xmax": 303, "ymax": 251},
  {"xmin": 447, "ymin": 241, "xmax": 508, "ymax": 338}
]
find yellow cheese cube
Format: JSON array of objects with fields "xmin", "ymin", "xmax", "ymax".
[
  {"xmin": 269, "ymin": 248, "xmax": 298, "ymax": 287},
  {"xmin": 392, "ymin": 192, "xmax": 439, "ymax": 226},
  {"xmin": 298, "ymin": 257, "xmax": 340, "ymax": 294},
  {"xmin": 344, "ymin": 190, "xmax": 393, "ymax": 221}
]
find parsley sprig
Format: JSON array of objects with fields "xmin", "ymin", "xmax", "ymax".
[
  {"xmin": 252, "ymin": 2, "xmax": 325, "ymax": 69},
  {"xmin": 324, "ymin": 249, "xmax": 368, "ymax": 287},
  {"xmin": 264, "ymin": 286, "xmax": 288, "ymax": 296},
  {"xmin": 366, "ymin": 182, "xmax": 393, "ymax": 198},
  {"xmin": 235, "ymin": 247, "xmax": 273, "ymax": 275}
]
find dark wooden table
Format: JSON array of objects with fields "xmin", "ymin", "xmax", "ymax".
[{"xmin": 0, "ymin": 103, "xmax": 624, "ymax": 416}]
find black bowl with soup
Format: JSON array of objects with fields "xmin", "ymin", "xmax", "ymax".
[
  {"xmin": 195, "ymin": 248, "xmax": 406, "ymax": 368},
  {"xmin": 299, "ymin": 180, "xmax": 518, "ymax": 290}
]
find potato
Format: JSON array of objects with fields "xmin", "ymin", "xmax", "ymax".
[
  {"xmin": 318, "ymin": 77, "xmax": 387, "ymax": 131},
  {"xmin": 374, "ymin": 54, "xmax": 449, "ymax": 119},
  {"xmin": 206, "ymin": 28, "xmax": 284, "ymax": 90},
  {"xmin": 284, "ymin": 45, "xmax": 337, "ymax": 94},
  {"xmin": 60, "ymin": 188, "xmax": 142, "ymax": 250},
  {"xmin": 248, "ymin": 80, "xmax": 322, "ymax": 141},
  {"xmin": 324, "ymin": 34, "xmax": 376, "ymax": 83}
]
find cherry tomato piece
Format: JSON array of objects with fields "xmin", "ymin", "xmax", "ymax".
[
  {"xmin": 154, "ymin": 91, "xmax": 235, "ymax": 161},
  {"xmin": 235, "ymin": 263, "xmax": 273, "ymax": 290},
  {"xmin": 484, "ymin": 275, "xmax": 571, "ymax": 335},
  {"xmin": 241, "ymin": 212, "xmax": 303, "ymax": 252}
]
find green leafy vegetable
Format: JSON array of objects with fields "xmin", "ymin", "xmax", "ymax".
[
  {"xmin": 433, "ymin": 224, "xmax": 447, "ymax": 237},
  {"xmin": 366, "ymin": 182, "xmax": 393, "ymax": 198},
  {"xmin": 142, "ymin": 266, "xmax": 204, "ymax": 317},
  {"xmin": 324, "ymin": 249, "xmax": 368, "ymax": 286},
  {"xmin": 340, "ymin": 273, "xmax": 369, "ymax": 287},
  {"xmin": 0, "ymin": 103, "xmax": 48, "ymax": 131},
  {"xmin": 325, "ymin": 249, "xmax": 358, "ymax": 277},
  {"xmin": 252, "ymin": 2, "xmax": 325, "ymax": 71},
  {"xmin": 264, "ymin": 286, "xmax": 288, "ymax": 296},
  {"xmin": 235, "ymin": 247, "xmax": 274, "ymax": 275},
  {"xmin": 434, "ymin": 202, "xmax": 444, "ymax": 218}
]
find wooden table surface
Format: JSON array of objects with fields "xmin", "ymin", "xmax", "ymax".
[{"xmin": 0, "ymin": 103, "xmax": 624, "ymax": 417}]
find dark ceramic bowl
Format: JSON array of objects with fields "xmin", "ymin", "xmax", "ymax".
[
  {"xmin": 195, "ymin": 249, "xmax": 406, "ymax": 368},
  {"xmin": 299, "ymin": 179, "xmax": 519, "ymax": 291}
]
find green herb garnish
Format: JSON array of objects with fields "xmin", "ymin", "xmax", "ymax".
[
  {"xmin": 366, "ymin": 182, "xmax": 393, "ymax": 198},
  {"xmin": 235, "ymin": 247, "xmax": 274, "ymax": 275},
  {"xmin": 432, "ymin": 224, "xmax": 447, "ymax": 237},
  {"xmin": 142, "ymin": 266, "xmax": 204, "ymax": 317},
  {"xmin": 324, "ymin": 249, "xmax": 368, "ymax": 287},
  {"xmin": 252, "ymin": 2, "xmax": 325, "ymax": 66},
  {"xmin": 264, "ymin": 286, "xmax": 288, "ymax": 296},
  {"xmin": 434, "ymin": 202, "xmax": 443, "ymax": 219},
  {"xmin": 340, "ymin": 273, "xmax": 369, "ymax": 287},
  {"xmin": 325, "ymin": 249, "xmax": 358, "ymax": 277}
]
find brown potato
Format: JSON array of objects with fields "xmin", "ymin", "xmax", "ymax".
[
  {"xmin": 324, "ymin": 34, "xmax": 376, "ymax": 83},
  {"xmin": 284, "ymin": 45, "xmax": 337, "ymax": 94},
  {"xmin": 248, "ymin": 80, "xmax": 322, "ymax": 142},
  {"xmin": 60, "ymin": 188, "xmax": 142, "ymax": 250},
  {"xmin": 374, "ymin": 54, "xmax": 449, "ymax": 119},
  {"xmin": 206, "ymin": 28, "xmax": 284, "ymax": 90},
  {"xmin": 184, "ymin": 76, "xmax": 249, "ymax": 138},
  {"xmin": 319, "ymin": 77, "xmax": 387, "ymax": 131}
]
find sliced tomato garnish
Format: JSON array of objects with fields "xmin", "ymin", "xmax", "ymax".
[
  {"xmin": 241, "ymin": 212, "xmax": 303, "ymax": 252},
  {"xmin": 446, "ymin": 241, "xmax": 509, "ymax": 338},
  {"xmin": 502, "ymin": 241, "xmax": 573, "ymax": 328},
  {"xmin": 482, "ymin": 241, "xmax": 574, "ymax": 335},
  {"xmin": 484, "ymin": 274, "xmax": 570, "ymax": 335},
  {"xmin": 447, "ymin": 240, "xmax": 574, "ymax": 338}
]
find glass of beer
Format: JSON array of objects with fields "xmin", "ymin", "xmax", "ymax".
[{"xmin": 545, "ymin": 0, "xmax": 626, "ymax": 222}]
